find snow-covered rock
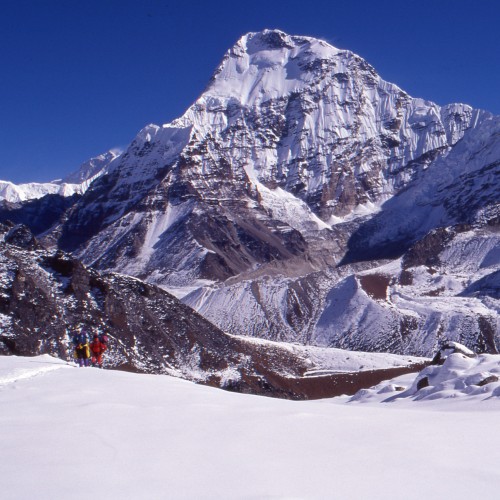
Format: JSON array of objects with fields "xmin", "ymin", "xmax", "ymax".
[
  {"xmin": 351, "ymin": 343, "xmax": 500, "ymax": 403},
  {"xmin": 343, "ymin": 115, "xmax": 500, "ymax": 263}
]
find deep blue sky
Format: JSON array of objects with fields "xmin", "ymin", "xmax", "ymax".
[{"xmin": 1, "ymin": 0, "xmax": 499, "ymax": 183}]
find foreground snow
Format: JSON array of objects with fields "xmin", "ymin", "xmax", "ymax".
[{"xmin": 2, "ymin": 355, "xmax": 500, "ymax": 499}]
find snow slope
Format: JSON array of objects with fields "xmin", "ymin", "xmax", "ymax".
[{"xmin": 2, "ymin": 354, "xmax": 500, "ymax": 500}]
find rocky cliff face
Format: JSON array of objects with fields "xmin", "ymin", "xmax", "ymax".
[{"xmin": 0, "ymin": 222, "xmax": 304, "ymax": 395}]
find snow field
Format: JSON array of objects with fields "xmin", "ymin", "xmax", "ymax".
[{"xmin": 2, "ymin": 355, "xmax": 500, "ymax": 499}]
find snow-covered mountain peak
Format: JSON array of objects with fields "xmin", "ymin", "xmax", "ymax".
[
  {"xmin": 205, "ymin": 29, "xmax": 350, "ymax": 106},
  {"xmin": 5, "ymin": 29, "xmax": 495, "ymax": 339},
  {"xmin": 244, "ymin": 29, "xmax": 303, "ymax": 50},
  {"xmin": 241, "ymin": 29, "xmax": 342, "ymax": 59}
]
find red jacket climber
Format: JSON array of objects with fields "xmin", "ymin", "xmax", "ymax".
[{"xmin": 90, "ymin": 334, "xmax": 108, "ymax": 368}]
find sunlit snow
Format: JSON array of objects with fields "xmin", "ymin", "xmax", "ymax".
[{"xmin": 2, "ymin": 354, "xmax": 500, "ymax": 499}]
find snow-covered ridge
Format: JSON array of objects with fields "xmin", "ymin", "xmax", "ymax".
[
  {"xmin": 0, "ymin": 150, "xmax": 120, "ymax": 203},
  {"xmin": 0, "ymin": 180, "xmax": 81, "ymax": 203}
]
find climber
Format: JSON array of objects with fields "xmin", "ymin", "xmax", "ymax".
[
  {"xmin": 90, "ymin": 333, "xmax": 108, "ymax": 368},
  {"xmin": 72, "ymin": 328, "xmax": 91, "ymax": 367}
]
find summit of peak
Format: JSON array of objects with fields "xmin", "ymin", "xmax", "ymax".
[
  {"xmin": 244, "ymin": 29, "xmax": 297, "ymax": 50},
  {"xmin": 233, "ymin": 29, "xmax": 337, "ymax": 55},
  {"xmin": 204, "ymin": 30, "xmax": 348, "ymax": 105}
]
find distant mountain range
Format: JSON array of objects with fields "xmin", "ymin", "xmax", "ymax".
[
  {"xmin": 0, "ymin": 150, "xmax": 120, "ymax": 203},
  {"xmin": 1, "ymin": 29, "xmax": 499, "ymax": 358}
]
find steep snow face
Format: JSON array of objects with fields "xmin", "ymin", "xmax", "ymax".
[
  {"xmin": 177, "ymin": 29, "xmax": 488, "ymax": 218},
  {"xmin": 0, "ymin": 150, "xmax": 119, "ymax": 203},
  {"xmin": 343, "ymin": 115, "xmax": 500, "ymax": 263}
]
